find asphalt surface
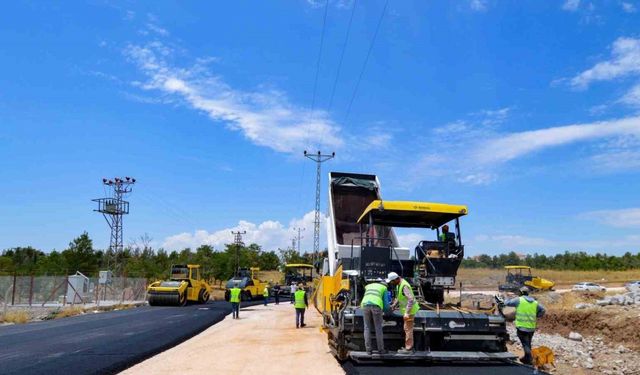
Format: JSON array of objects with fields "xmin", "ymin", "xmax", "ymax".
[
  {"xmin": 0, "ymin": 299, "xmax": 265, "ymax": 375},
  {"xmin": 1, "ymin": 298, "xmax": 545, "ymax": 375},
  {"xmin": 343, "ymin": 362, "xmax": 541, "ymax": 375}
]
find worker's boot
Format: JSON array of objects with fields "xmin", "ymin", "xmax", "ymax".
[{"xmin": 397, "ymin": 347, "xmax": 414, "ymax": 355}]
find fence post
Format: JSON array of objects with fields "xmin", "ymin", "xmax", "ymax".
[
  {"xmin": 28, "ymin": 274, "xmax": 34, "ymax": 307},
  {"xmin": 11, "ymin": 272, "xmax": 16, "ymax": 306},
  {"xmin": 121, "ymin": 274, "xmax": 127, "ymax": 303},
  {"xmin": 63, "ymin": 274, "xmax": 69, "ymax": 306}
]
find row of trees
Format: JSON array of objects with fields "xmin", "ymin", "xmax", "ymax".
[
  {"xmin": 461, "ymin": 251, "xmax": 640, "ymax": 271},
  {"xmin": 4, "ymin": 234, "xmax": 639, "ymax": 279},
  {"xmin": 0, "ymin": 232, "xmax": 314, "ymax": 281}
]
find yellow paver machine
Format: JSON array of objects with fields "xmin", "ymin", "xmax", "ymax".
[
  {"xmin": 314, "ymin": 172, "xmax": 515, "ymax": 364},
  {"xmin": 147, "ymin": 264, "xmax": 211, "ymax": 306}
]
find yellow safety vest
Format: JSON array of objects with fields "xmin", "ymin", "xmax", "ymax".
[
  {"xmin": 230, "ymin": 287, "xmax": 241, "ymax": 303},
  {"xmin": 396, "ymin": 279, "xmax": 419, "ymax": 315},
  {"xmin": 360, "ymin": 283, "xmax": 387, "ymax": 309},
  {"xmin": 515, "ymin": 296, "xmax": 538, "ymax": 330},
  {"xmin": 294, "ymin": 289, "xmax": 306, "ymax": 309},
  {"xmin": 263, "ymin": 287, "xmax": 269, "ymax": 297}
]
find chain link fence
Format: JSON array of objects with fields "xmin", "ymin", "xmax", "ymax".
[{"xmin": 0, "ymin": 273, "xmax": 147, "ymax": 308}]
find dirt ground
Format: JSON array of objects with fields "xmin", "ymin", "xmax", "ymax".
[
  {"xmin": 457, "ymin": 268, "xmax": 640, "ymax": 290},
  {"xmin": 121, "ymin": 303, "xmax": 344, "ymax": 375}
]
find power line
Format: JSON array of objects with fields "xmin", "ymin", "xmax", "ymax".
[
  {"xmin": 311, "ymin": 0, "xmax": 330, "ymax": 112},
  {"xmin": 327, "ymin": 0, "xmax": 357, "ymax": 111},
  {"xmin": 344, "ymin": 0, "xmax": 389, "ymax": 121}
]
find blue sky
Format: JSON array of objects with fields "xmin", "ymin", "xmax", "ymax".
[{"xmin": 1, "ymin": 0, "xmax": 639, "ymax": 255}]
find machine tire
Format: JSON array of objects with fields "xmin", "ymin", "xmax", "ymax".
[
  {"xmin": 243, "ymin": 291, "xmax": 252, "ymax": 301},
  {"xmin": 198, "ymin": 289, "xmax": 209, "ymax": 304}
]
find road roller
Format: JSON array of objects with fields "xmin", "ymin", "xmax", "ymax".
[{"xmin": 147, "ymin": 264, "xmax": 212, "ymax": 306}]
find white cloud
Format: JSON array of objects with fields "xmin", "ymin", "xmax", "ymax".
[
  {"xmin": 475, "ymin": 116, "xmax": 640, "ymax": 163},
  {"xmin": 570, "ymin": 37, "xmax": 640, "ymax": 89},
  {"xmin": 582, "ymin": 208, "xmax": 640, "ymax": 228},
  {"xmin": 469, "ymin": 0, "xmax": 487, "ymax": 12},
  {"xmin": 146, "ymin": 22, "xmax": 169, "ymax": 36},
  {"xmin": 621, "ymin": 83, "xmax": 640, "ymax": 107},
  {"xmin": 403, "ymin": 114, "xmax": 640, "ymax": 187},
  {"xmin": 161, "ymin": 211, "xmax": 323, "ymax": 251},
  {"xmin": 562, "ymin": 0, "xmax": 581, "ymax": 11},
  {"xmin": 124, "ymin": 40, "xmax": 343, "ymax": 154},
  {"xmin": 622, "ymin": 2, "xmax": 637, "ymax": 13}
]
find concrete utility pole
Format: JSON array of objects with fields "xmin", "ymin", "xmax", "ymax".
[
  {"xmin": 93, "ymin": 177, "xmax": 136, "ymax": 273},
  {"xmin": 304, "ymin": 150, "xmax": 334, "ymax": 267},
  {"xmin": 231, "ymin": 230, "xmax": 246, "ymax": 277}
]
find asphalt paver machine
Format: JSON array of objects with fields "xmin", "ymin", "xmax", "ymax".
[{"xmin": 316, "ymin": 172, "xmax": 514, "ymax": 363}]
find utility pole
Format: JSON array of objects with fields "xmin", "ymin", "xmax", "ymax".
[
  {"xmin": 293, "ymin": 227, "xmax": 305, "ymax": 254},
  {"xmin": 231, "ymin": 230, "xmax": 246, "ymax": 277},
  {"xmin": 304, "ymin": 150, "xmax": 334, "ymax": 267},
  {"xmin": 93, "ymin": 177, "xmax": 136, "ymax": 274}
]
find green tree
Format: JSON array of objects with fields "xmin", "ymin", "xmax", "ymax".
[{"xmin": 62, "ymin": 232, "xmax": 98, "ymax": 275}]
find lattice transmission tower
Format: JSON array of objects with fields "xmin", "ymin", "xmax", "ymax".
[
  {"xmin": 304, "ymin": 150, "xmax": 334, "ymax": 265},
  {"xmin": 231, "ymin": 230, "xmax": 246, "ymax": 276},
  {"xmin": 93, "ymin": 177, "xmax": 136, "ymax": 271}
]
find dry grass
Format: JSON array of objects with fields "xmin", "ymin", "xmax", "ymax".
[
  {"xmin": 1, "ymin": 310, "xmax": 29, "ymax": 324},
  {"xmin": 458, "ymin": 267, "xmax": 640, "ymax": 289},
  {"xmin": 54, "ymin": 306, "xmax": 85, "ymax": 319}
]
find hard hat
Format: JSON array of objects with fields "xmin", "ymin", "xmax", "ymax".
[
  {"xmin": 519, "ymin": 286, "xmax": 530, "ymax": 295},
  {"xmin": 385, "ymin": 272, "xmax": 400, "ymax": 283}
]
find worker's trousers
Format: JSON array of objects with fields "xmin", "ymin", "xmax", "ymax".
[
  {"xmin": 362, "ymin": 305, "xmax": 385, "ymax": 352},
  {"xmin": 403, "ymin": 315, "xmax": 415, "ymax": 350},
  {"xmin": 295, "ymin": 308, "xmax": 305, "ymax": 327},
  {"xmin": 231, "ymin": 302, "xmax": 240, "ymax": 319},
  {"xmin": 517, "ymin": 328, "xmax": 534, "ymax": 364}
]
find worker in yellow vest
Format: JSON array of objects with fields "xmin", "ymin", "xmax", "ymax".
[
  {"xmin": 293, "ymin": 284, "xmax": 308, "ymax": 328},
  {"xmin": 229, "ymin": 282, "xmax": 242, "ymax": 319},
  {"xmin": 386, "ymin": 272, "xmax": 419, "ymax": 354},
  {"xmin": 360, "ymin": 280, "xmax": 390, "ymax": 355},
  {"xmin": 505, "ymin": 287, "xmax": 546, "ymax": 365},
  {"xmin": 263, "ymin": 285, "xmax": 269, "ymax": 306}
]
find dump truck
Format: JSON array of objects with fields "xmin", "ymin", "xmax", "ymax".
[
  {"xmin": 225, "ymin": 267, "xmax": 268, "ymax": 301},
  {"xmin": 498, "ymin": 265, "xmax": 555, "ymax": 293},
  {"xmin": 315, "ymin": 172, "xmax": 514, "ymax": 363},
  {"xmin": 147, "ymin": 264, "xmax": 211, "ymax": 306}
]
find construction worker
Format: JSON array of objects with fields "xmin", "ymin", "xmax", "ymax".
[
  {"xmin": 505, "ymin": 286, "xmax": 546, "ymax": 365},
  {"xmin": 439, "ymin": 224, "xmax": 450, "ymax": 241},
  {"xmin": 229, "ymin": 282, "xmax": 242, "ymax": 319},
  {"xmin": 386, "ymin": 272, "xmax": 419, "ymax": 354},
  {"xmin": 361, "ymin": 280, "xmax": 390, "ymax": 355},
  {"xmin": 273, "ymin": 283, "xmax": 281, "ymax": 305},
  {"xmin": 263, "ymin": 285, "xmax": 269, "ymax": 306},
  {"xmin": 293, "ymin": 284, "xmax": 308, "ymax": 328}
]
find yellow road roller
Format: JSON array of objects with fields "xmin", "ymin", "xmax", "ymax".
[{"xmin": 147, "ymin": 264, "xmax": 211, "ymax": 306}]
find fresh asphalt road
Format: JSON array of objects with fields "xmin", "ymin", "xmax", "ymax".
[
  {"xmin": 0, "ymin": 299, "xmax": 264, "ymax": 375},
  {"xmin": 1, "ymin": 299, "xmax": 543, "ymax": 375}
]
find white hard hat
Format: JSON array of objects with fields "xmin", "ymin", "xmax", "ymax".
[{"xmin": 385, "ymin": 272, "xmax": 400, "ymax": 283}]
